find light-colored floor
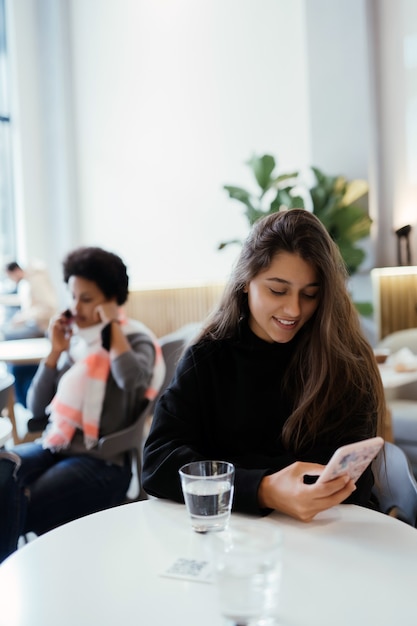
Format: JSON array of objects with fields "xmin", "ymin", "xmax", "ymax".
[{"xmin": 5, "ymin": 403, "xmax": 38, "ymax": 446}]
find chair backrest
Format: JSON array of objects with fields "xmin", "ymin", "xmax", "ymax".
[
  {"xmin": 372, "ymin": 441, "xmax": 417, "ymax": 527},
  {"xmin": 97, "ymin": 400, "xmax": 155, "ymax": 502},
  {"xmin": 97, "ymin": 324, "xmax": 199, "ymax": 503},
  {"xmin": 157, "ymin": 322, "xmax": 200, "ymax": 396},
  {"xmin": 376, "ymin": 328, "xmax": 417, "ymax": 354}
]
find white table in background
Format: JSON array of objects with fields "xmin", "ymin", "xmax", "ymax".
[
  {"xmin": 378, "ymin": 363, "xmax": 417, "ymax": 441},
  {"xmin": 0, "ymin": 499, "xmax": 416, "ymax": 626},
  {"xmin": 0, "ymin": 416, "xmax": 12, "ymax": 446},
  {"xmin": 378, "ymin": 363, "xmax": 417, "ymax": 390},
  {"xmin": 0, "ymin": 338, "xmax": 50, "ymax": 443},
  {"xmin": 0, "ymin": 337, "xmax": 50, "ymax": 366}
]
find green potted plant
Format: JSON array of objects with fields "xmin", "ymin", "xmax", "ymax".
[{"xmin": 220, "ymin": 154, "xmax": 372, "ymax": 315}]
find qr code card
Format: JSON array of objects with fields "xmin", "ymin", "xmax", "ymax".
[{"xmin": 160, "ymin": 557, "xmax": 213, "ymax": 583}]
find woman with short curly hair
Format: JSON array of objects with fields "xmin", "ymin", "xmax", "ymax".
[{"xmin": 0, "ymin": 246, "xmax": 165, "ymax": 562}]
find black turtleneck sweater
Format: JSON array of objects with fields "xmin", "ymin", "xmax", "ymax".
[{"xmin": 142, "ymin": 321, "xmax": 374, "ymax": 515}]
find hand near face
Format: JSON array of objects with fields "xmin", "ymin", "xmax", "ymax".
[
  {"xmin": 95, "ymin": 301, "xmax": 119, "ymax": 325},
  {"xmin": 48, "ymin": 311, "xmax": 73, "ymax": 353},
  {"xmin": 95, "ymin": 300, "xmax": 131, "ymax": 357}
]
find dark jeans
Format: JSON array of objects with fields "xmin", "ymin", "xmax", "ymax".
[
  {"xmin": 8, "ymin": 364, "xmax": 39, "ymax": 406},
  {"xmin": 0, "ymin": 443, "xmax": 132, "ymax": 563}
]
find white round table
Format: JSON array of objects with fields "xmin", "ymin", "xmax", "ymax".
[{"xmin": 0, "ymin": 499, "xmax": 415, "ymax": 626}]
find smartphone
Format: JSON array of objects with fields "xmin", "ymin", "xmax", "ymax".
[
  {"xmin": 316, "ymin": 436, "xmax": 384, "ymax": 484},
  {"xmin": 62, "ymin": 309, "xmax": 74, "ymax": 337}
]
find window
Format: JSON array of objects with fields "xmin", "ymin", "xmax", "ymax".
[{"xmin": 0, "ymin": 0, "xmax": 16, "ymax": 267}]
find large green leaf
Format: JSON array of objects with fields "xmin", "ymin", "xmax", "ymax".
[
  {"xmin": 337, "ymin": 240, "xmax": 366, "ymax": 274},
  {"xmin": 354, "ymin": 301, "xmax": 374, "ymax": 317},
  {"xmin": 313, "ymin": 197, "xmax": 344, "ymax": 231},
  {"xmin": 329, "ymin": 206, "xmax": 372, "ymax": 243},
  {"xmin": 273, "ymin": 188, "xmax": 293, "ymax": 210},
  {"xmin": 311, "ymin": 167, "xmax": 338, "ymax": 194},
  {"xmin": 271, "ymin": 171, "xmax": 299, "ymax": 187},
  {"xmin": 245, "ymin": 206, "xmax": 267, "ymax": 225},
  {"xmin": 342, "ymin": 179, "xmax": 368, "ymax": 205},
  {"xmin": 218, "ymin": 238, "xmax": 244, "ymax": 250},
  {"xmin": 223, "ymin": 185, "xmax": 254, "ymax": 206},
  {"xmin": 310, "ymin": 186, "xmax": 330, "ymax": 215},
  {"xmin": 289, "ymin": 195, "xmax": 305, "ymax": 209},
  {"xmin": 344, "ymin": 211, "xmax": 372, "ymax": 242},
  {"xmin": 221, "ymin": 155, "xmax": 372, "ymax": 278},
  {"xmin": 247, "ymin": 154, "xmax": 276, "ymax": 191}
]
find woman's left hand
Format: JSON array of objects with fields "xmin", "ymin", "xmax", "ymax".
[
  {"xmin": 95, "ymin": 302, "xmax": 119, "ymax": 325},
  {"xmin": 95, "ymin": 301, "xmax": 131, "ymax": 357}
]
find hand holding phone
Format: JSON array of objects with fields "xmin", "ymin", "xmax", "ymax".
[
  {"xmin": 317, "ymin": 436, "xmax": 384, "ymax": 484},
  {"xmin": 62, "ymin": 309, "xmax": 74, "ymax": 339}
]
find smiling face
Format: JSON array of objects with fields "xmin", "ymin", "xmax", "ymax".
[
  {"xmin": 68, "ymin": 275, "xmax": 111, "ymax": 328},
  {"xmin": 244, "ymin": 252, "xmax": 320, "ymax": 343}
]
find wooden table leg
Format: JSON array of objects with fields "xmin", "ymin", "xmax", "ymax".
[
  {"xmin": 384, "ymin": 406, "xmax": 394, "ymax": 443},
  {"xmin": 6, "ymin": 385, "xmax": 20, "ymax": 445}
]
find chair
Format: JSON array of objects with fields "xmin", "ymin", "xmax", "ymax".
[
  {"xmin": 375, "ymin": 328, "xmax": 417, "ymax": 474},
  {"xmin": 377, "ymin": 327, "xmax": 417, "ymax": 356},
  {"xmin": 371, "ymin": 441, "xmax": 417, "ymax": 527},
  {"xmin": 157, "ymin": 323, "xmax": 200, "ymax": 391},
  {"xmin": 97, "ymin": 400, "xmax": 156, "ymax": 502},
  {"xmin": 0, "ymin": 373, "xmax": 17, "ymax": 442},
  {"xmin": 97, "ymin": 323, "xmax": 199, "ymax": 503},
  {"xmin": 0, "ymin": 373, "xmax": 15, "ymax": 446}
]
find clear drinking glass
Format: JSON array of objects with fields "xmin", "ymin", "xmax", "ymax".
[
  {"xmin": 211, "ymin": 523, "xmax": 283, "ymax": 626},
  {"xmin": 179, "ymin": 460, "xmax": 235, "ymax": 533}
]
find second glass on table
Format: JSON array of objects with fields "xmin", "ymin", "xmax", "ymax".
[
  {"xmin": 211, "ymin": 523, "xmax": 283, "ymax": 626},
  {"xmin": 179, "ymin": 460, "xmax": 235, "ymax": 533}
]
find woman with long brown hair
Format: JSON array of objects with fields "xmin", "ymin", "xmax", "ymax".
[{"xmin": 143, "ymin": 209, "xmax": 386, "ymax": 521}]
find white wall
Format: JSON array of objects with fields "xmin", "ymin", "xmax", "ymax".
[
  {"xmin": 306, "ymin": 0, "xmax": 372, "ymax": 180},
  {"xmin": 305, "ymin": 0, "xmax": 374, "ymax": 272},
  {"xmin": 7, "ymin": 0, "xmax": 377, "ymax": 295},
  {"xmin": 7, "ymin": 0, "xmax": 79, "ymax": 297},
  {"xmin": 370, "ymin": 0, "xmax": 417, "ymax": 268},
  {"xmin": 69, "ymin": 0, "xmax": 310, "ymax": 288}
]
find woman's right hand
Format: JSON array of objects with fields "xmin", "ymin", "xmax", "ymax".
[
  {"xmin": 45, "ymin": 311, "xmax": 73, "ymax": 367},
  {"xmin": 257, "ymin": 461, "xmax": 356, "ymax": 522}
]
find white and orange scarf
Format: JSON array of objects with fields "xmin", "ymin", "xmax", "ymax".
[{"xmin": 42, "ymin": 318, "xmax": 165, "ymax": 452}]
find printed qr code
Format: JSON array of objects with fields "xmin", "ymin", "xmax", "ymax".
[{"xmin": 166, "ymin": 558, "xmax": 209, "ymax": 577}]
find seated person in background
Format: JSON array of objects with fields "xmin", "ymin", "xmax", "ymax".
[
  {"xmin": 0, "ymin": 260, "xmax": 59, "ymax": 406},
  {"xmin": 142, "ymin": 209, "xmax": 386, "ymax": 521},
  {"xmin": 2, "ymin": 260, "xmax": 58, "ymax": 340},
  {"xmin": 0, "ymin": 246, "xmax": 165, "ymax": 563},
  {"xmin": 0, "ymin": 271, "xmax": 20, "ymax": 325}
]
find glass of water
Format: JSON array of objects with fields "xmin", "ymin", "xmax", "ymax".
[
  {"xmin": 179, "ymin": 460, "xmax": 235, "ymax": 533},
  {"xmin": 211, "ymin": 523, "xmax": 283, "ymax": 626}
]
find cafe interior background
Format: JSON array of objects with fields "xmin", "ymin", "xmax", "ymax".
[{"xmin": 1, "ymin": 0, "xmax": 417, "ymax": 342}]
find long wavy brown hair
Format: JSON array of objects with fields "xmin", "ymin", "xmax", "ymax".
[{"xmin": 198, "ymin": 209, "xmax": 386, "ymax": 453}]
